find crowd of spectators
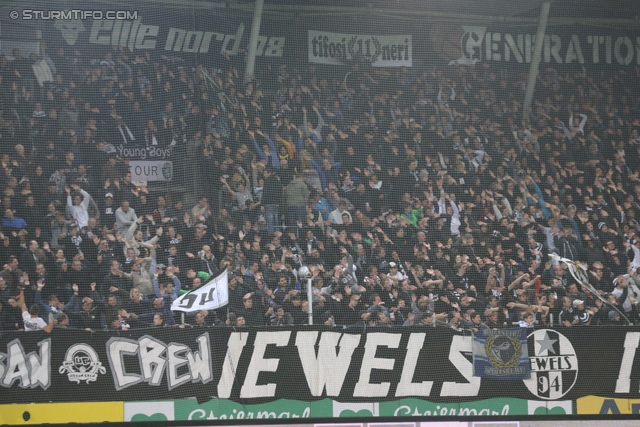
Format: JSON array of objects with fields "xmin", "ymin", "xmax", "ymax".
[{"xmin": 0, "ymin": 37, "xmax": 639, "ymax": 333}]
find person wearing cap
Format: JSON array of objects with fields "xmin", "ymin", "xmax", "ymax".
[
  {"xmin": 559, "ymin": 296, "xmax": 579, "ymax": 327},
  {"xmin": 99, "ymin": 192, "xmax": 116, "ymax": 223},
  {"xmin": 382, "ymin": 262, "xmax": 404, "ymax": 286},
  {"xmin": 33, "ymin": 279, "xmax": 69, "ymax": 321},
  {"xmin": 570, "ymin": 299, "xmax": 593, "ymax": 326},
  {"xmin": 606, "ymin": 309, "xmax": 627, "ymax": 325},
  {"xmin": 63, "ymin": 288, "xmax": 107, "ymax": 331},
  {"xmin": 597, "ymin": 221, "xmax": 619, "ymax": 246}
]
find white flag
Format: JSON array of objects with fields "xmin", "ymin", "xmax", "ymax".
[{"xmin": 171, "ymin": 270, "xmax": 229, "ymax": 312}]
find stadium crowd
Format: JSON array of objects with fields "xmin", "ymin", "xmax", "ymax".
[{"xmin": 1, "ymin": 40, "xmax": 640, "ymax": 333}]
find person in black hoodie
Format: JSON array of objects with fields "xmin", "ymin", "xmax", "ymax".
[
  {"xmin": 554, "ymin": 225, "xmax": 580, "ymax": 262},
  {"xmin": 260, "ymin": 166, "xmax": 283, "ymax": 236},
  {"xmin": 333, "ymin": 292, "xmax": 365, "ymax": 327}
]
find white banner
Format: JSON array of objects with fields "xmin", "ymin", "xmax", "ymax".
[
  {"xmin": 129, "ymin": 160, "xmax": 173, "ymax": 182},
  {"xmin": 171, "ymin": 270, "xmax": 229, "ymax": 312},
  {"xmin": 308, "ymin": 30, "xmax": 411, "ymax": 67}
]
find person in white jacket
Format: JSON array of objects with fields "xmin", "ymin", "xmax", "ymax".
[
  {"xmin": 328, "ymin": 201, "xmax": 352, "ymax": 225},
  {"xmin": 115, "ymin": 200, "xmax": 137, "ymax": 235},
  {"xmin": 612, "ymin": 272, "xmax": 640, "ymax": 315},
  {"xmin": 123, "ymin": 216, "xmax": 159, "ymax": 258},
  {"xmin": 30, "ymin": 54, "xmax": 53, "ymax": 87},
  {"xmin": 438, "ymin": 193, "xmax": 461, "ymax": 237},
  {"xmin": 65, "ymin": 184, "xmax": 91, "ymax": 229}
]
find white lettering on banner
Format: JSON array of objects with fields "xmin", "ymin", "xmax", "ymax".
[
  {"xmin": 45, "ymin": 330, "xmax": 486, "ymax": 398},
  {"xmin": 59, "ymin": 343, "xmax": 106, "ymax": 384},
  {"xmin": 129, "ymin": 160, "xmax": 173, "ymax": 182},
  {"xmin": 138, "ymin": 336, "xmax": 167, "ymax": 386},
  {"xmin": 188, "ymin": 407, "xmax": 311, "ymax": 420},
  {"xmin": 231, "ymin": 331, "xmax": 482, "ymax": 399},
  {"xmin": 353, "ymin": 333, "xmax": 401, "ymax": 397},
  {"xmin": 308, "ymin": 30, "xmax": 412, "ymax": 67},
  {"xmin": 81, "ymin": 18, "xmax": 284, "ymax": 56},
  {"xmin": 218, "ymin": 332, "xmax": 249, "ymax": 398},
  {"xmin": 394, "ymin": 404, "xmax": 510, "ymax": 417},
  {"xmin": 0, "ymin": 338, "xmax": 51, "ymax": 389},
  {"xmin": 106, "ymin": 333, "xmax": 212, "ymax": 391},
  {"xmin": 107, "ymin": 338, "xmax": 141, "ymax": 389},
  {"xmin": 240, "ymin": 331, "xmax": 290, "ymax": 399},
  {"xmin": 396, "ymin": 333, "xmax": 434, "ymax": 397},
  {"xmin": 615, "ymin": 332, "xmax": 640, "ymax": 393},
  {"xmin": 441, "ymin": 335, "xmax": 480, "ymax": 396},
  {"xmin": 172, "ymin": 270, "xmax": 229, "ymax": 312},
  {"xmin": 522, "ymin": 330, "xmax": 578, "ymax": 400},
  {"xmin": 453, "ymin": 26, "xmax": 640, "ymax": 66},
  {"xmin": 90, "ymin": 20, "xmax": 158, "ymax": 50},
  {"xmin": 295, "ymin": 331, "xmax": 360, "ymax": 396},
  {"xmin": 116, "ymin": 145, "xmax": 172, "ymax": 160}
]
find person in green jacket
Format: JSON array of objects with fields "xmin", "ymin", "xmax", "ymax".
[
  {"xmin": 283, "ymin": 174, "xmax": 309, "ymax": 226},
  {"xmin": 400, "ymin": 201, "xmax": 423, "ymax": 230}
]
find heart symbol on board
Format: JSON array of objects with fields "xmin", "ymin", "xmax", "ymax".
[
  {"xmin": 130, "ymin": 413, "xmax": 169, "ymax": 422},
  {"xmin": 339, "ymin": 409, "xmax": 374, "ymax": 417},
  {"xmin": 533, "ymin": 406, "xmax": 566, "ymax": 415}
]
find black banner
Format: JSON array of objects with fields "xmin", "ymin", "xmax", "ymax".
[
  {"xmin": 1, "ymin": 327, "xmax": 640, "ymax": 404},
  {"xmin": 2, "ymin": 2, "xmax": 640, "ymax": 71},
  {"xmin": 0, "ymin": 3, "xmax": 289, "ymax": 63}
]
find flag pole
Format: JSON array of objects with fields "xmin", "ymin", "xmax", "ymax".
[{"xmin": 298, "ymin": 265, "xmax": 313, "ymax": 325}]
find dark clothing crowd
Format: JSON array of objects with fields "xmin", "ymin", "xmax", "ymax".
[{"xmin": 1, "ymin": 40, "xmax": 640, "ymax": 333}]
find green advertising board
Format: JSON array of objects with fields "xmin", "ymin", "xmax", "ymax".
[{"xmin": 123, "ymin": 398, "xmax": 573, "ymax": 421}]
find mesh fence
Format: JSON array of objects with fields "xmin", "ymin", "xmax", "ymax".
[
  {"xmin": 0, "ymin": 0, "xmax": 639, "ymax": 330},
  {"xmin": 0, "ymin": 1, "xmax": 639, "ymax": 415}
]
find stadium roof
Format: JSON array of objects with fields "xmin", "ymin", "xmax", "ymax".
[
  {"xmin": 6, "ymin": 0, "xmax": 640, "ymax": 27},
  {"xmin": 124, "ymin": 0, "xmax": 640, "ymax": 27}
]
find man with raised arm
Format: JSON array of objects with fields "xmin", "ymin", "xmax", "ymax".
[
  {"xmin": 66, "ymin": 184, "xmax": 92, "ymax": 229},
  {"xmin": 18, "ymin": 288, "xmax": 56, "ymax": 333}
]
